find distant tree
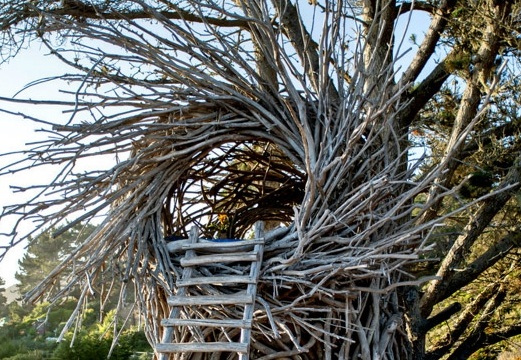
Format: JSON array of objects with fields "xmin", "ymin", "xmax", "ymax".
[
  {"xmin": 5, "ymin": 301, "xmax": 29, "ymax": 324},
  {"xmin": 16, "ymin": 223, "xmax": 96, "ymax": 297},
  {"xmin": 0, "ymin": 299, "xmax": 150, "ymax": 360},
  {"xmin": 0, "ymin": 277, "xmax": 8, "ymax": 317},
  {"xmin": 52, "ymin": 310, "xmax": 152, "ymax": 360}
]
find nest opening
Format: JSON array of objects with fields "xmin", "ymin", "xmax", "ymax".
[{"xmin": 160, "ymin": 140, "xmax": 305, "ymax": 240}]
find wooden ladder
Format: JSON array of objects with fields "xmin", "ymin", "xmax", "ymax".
[{"xmin": 156, "ymin": 223, "xmax": 265, "ymax": 360}]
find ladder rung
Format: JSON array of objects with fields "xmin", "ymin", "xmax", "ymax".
[
  {"xmin": 167, "ymin": 293, "xmax": 254, "ymax": 306},
  {"xmin": 180, "ymin": 252, "xmax": 258, "ymax": 267},
  {"xmin": 161, "ymin": 318, "xmax": 251, "ymax": 328},
  {"xmin": 177, "ymin": 275, "xmax": 254, "ymax": 287},
  {"xmin": 182, "ymin": 239, "xmax": 264, "ymax": 251},
  {"xmin": 156, "ymin": 342, "xmax": 248, "ymax": 353}
]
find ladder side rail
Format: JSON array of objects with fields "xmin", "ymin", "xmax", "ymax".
[
  {"xmin": 158, "ymin": 226, "xmax": 199, "ymax": 360},
  {"xmin": 239, "ymin": 222, "xmax": 265, "ymax": 360}
]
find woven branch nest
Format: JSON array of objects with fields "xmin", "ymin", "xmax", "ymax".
[
  {"xmin": 18, "ymin": 84, "xmax": 445, "ymax": 358},
  {"xmin": 96, "ymin": 96, "xmax": 433, "ymax": 358}
]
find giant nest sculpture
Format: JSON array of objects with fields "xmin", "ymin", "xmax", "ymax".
[
  {"xmin": 0, "ymin": 1, "xmax": 479, "ymax": 359},
  {"xmin": 15, "ymin": 86, "xmax": 441, "ymax": 359}
]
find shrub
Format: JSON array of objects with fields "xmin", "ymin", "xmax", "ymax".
[
  {"xmin": 51, "ymin": 330, "xmax": 149, "ymax": 360},
  {"xmin": 3, "ymin": 350, "xmax": 46, "ymax": 360},
  {"xmin": 52, "ymin": 332, "xmax": 113, "ymax": 360}
]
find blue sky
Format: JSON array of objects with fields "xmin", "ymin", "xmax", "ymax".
[{"xmin": 0, "ymin": 46, "xmax": 78, "ymax": 286}]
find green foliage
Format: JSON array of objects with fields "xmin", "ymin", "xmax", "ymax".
[
  {"xmin": 16, "ymin": 223, "xmax": 96, "ymax": 296},
  {"xmin": 6, "ymin": 301, "xmax": 30, "ymax": 323},
  {"xmin": 459, "ymin": 171, "xmax": 495, "ymax": 199},
  {"xmin": 0, "ymin": 339, "xmax": 20, "ymax": 359},
  {"xmin": 470, "ymin": 345, "xmax": 504, "ymax": 360},
  {"xmin": 446, "ymin": 52, "xmax": 472, "ymax": 73},
  {"xmin": 0, "ymin": 305, "xmax": 151, "ymax": 359},
  {"xmin": 119, "ymin": 330, "xmax": 151, "ymax": 353},
  {"xmin": 50, "ymin": 308, "xmax": 151, "ymax": 359},
  {"xmin": 51, "ymin": 328, "xmax": 151, "ymax": 360},
  {"xmin": 0, "ymin": 276, "xmax": 8, "ymax": 317},
  {"xmin": 13, "ymin": 299, "xmax": 78, "ymax": 341},
  {"xmin": 129, "ymin": 353, "xmax": 154, "ymax": 360},
  {"xmin": 3, "ymin": 350, "xmax": 47, "ymax": 360},
  {"xmin": 52, "ymin": 331, "xmax": 117, "ymax": 360},
  {"xmin": 0, "ymin": 223, "xmax": 152, "ymax": 359},
  {"xmin": 0, "ymin": 325, "xmax": 58, "ymax": 359}
]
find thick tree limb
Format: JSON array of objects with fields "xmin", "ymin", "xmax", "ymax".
[
  {"xmin": 421, "ymin": 302, "xmax": 461, "ymax": 333},
  {"xmin": 361, "ymin": 0, "xmax": 396, "ymax": 100},
  {"xmin": 425, "ymin": 283, "xmax": 502, "ymax": 360},
  {"xmin": 420, "ymin": 153, "xmax": 521, "ymax": 315},
  {"xmin": 0, "ymin": 1, "xmax": 250, "ymax": 30},
  {"xmin": 445, "ymin": 286, "xmax": 507, "ymax": 360},
  {"xmin": 462, "ymin": 121, "xmax": 521, "ymax": 157},
  {"xmin": 397, "ymin": 50, "xmax": 455, "ymax": 128},
  {"xmin": 416, "ymin": 0, "xmax": 513, "ymax": 225},
  {"xmin": 472, "ymin": 324, "xmax": 521, "ymax": 352},
  {"xmin": 271, "ymin": 0, "xmax": 339, "ymax": 103},
  {"xmin": 397, "ymin": 2, "xmax": 436, "ymax": 15},
  {"xmin": 398, "ymin": 0, "xmax": 458, "ymax": 86},
  {"xmin": 436, "ymin": 231, "xmax": 521, "ymax": 304}
]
